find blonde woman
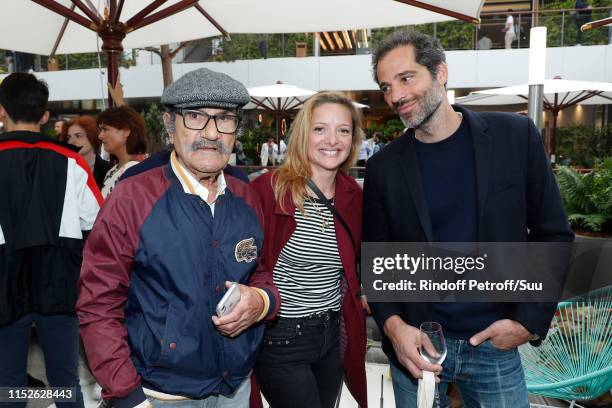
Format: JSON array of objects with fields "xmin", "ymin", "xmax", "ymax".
[{"xmin": 252, "ymin": 91, "xmax": 367, "ymax": 408}]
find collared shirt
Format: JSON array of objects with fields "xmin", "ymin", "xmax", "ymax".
[{"xmin": 170, "ymin": 151, "xmax": 226, "ymax": 216}]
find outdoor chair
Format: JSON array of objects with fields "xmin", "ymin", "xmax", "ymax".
[{"xmin": 519, "ymin": 287, "xmax": 612, "ymax": 408}]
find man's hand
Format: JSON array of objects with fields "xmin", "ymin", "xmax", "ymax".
[
  {"xmin": 384, "ymin": 316, "xmax": 442, "ymax": 380},
  {"xmin": 469, "ymin": 319, "xmax": 532, "ymax": 350},
  {"xmin": 212, "ymin": 281, "xmax": 264, "ymax": 338},
  {"xmin": 107, "ymin": 72, "xmax": 125, "ymax": 107}
]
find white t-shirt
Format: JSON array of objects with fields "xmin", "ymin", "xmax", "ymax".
[{"xmin": 505, "ymin": 15, "xmax": 515, "ymax": 36}]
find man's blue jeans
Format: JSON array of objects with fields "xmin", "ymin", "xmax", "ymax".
[
  {"xmin": 0, "ymin": 314, "xmax": 84, "ymax": 408},
  {"xmin": 147, "ymin": 378, "xmax": 250, "ymax": 408},
  {"xmin": 390, "ymin": 338, "xmax": 529, "ymax": 408}
]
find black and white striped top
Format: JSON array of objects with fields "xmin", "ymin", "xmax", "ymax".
[{"xmin": 274, "ymin": 198, "xmax": 343, "ymax": 318}]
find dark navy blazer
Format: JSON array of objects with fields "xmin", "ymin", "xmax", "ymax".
[{"xmin": 363, "ymin": 105, "xmax": 574, "ymax": 370}]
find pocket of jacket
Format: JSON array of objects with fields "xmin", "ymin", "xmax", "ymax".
[{"xmin": 155, "ymin": 302, "xmax": 181, "ymax": 367}]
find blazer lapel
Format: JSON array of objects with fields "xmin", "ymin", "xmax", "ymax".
[
  {"xmin": 455, "ymin": 106, "xmax": 492, "ymax": 239},
  {"xmin": 396, "ymin": 132, "xmax": 434, "ymax": 242}
]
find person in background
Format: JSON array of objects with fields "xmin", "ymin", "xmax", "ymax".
[
  {"xmin": 476, "ymin": 34, "xmax": 493, "ymax": 50},
  {"xmin": 0, "ymin": 72, "xmax": 102, "ymax": 408},
  {"xmin": 97, "ymin": 105, "xmax": 147, "ymax": 197},
  {"xmin": 278, "ymin": 136, "xmax": 287, "ymax": 164},
  {"xmin": 66, "ymin": 115, "xmax": 111, "ymax": 190},
  {"xmin": 371, "ymin": 131, "xmax": 385, "ymax": 155},
  {"xmin": 503, "ymin": 10, "xmax": 516, "ymax": 49},
  {"xmin": 54, "ymin": 118, "xmax": 65, "ymax": 136},
  {"xmin": 252, "ymin": 91, "xmax": 367, "ymax": 408},
  {"xmin": 260, "ymin": 136, "xmax": 278, "ymax": 166},
  {"xmin": 235, "ymin": 138, "xmax": 247, "ymax": 165},
  {"xmin": 574, "ymin": 0, "xmax": 591, "ymax": 45},
  {"xmin": 356, "ymin": 138, "xmax": 371, "ymax": 177},
  {"xmin": 366, "ymin": 132, "xmax": 376, "ymax": 157}
]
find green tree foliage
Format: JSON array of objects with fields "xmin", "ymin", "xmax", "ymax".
[
  {"xmin": 57, "ymin": 53, "xmax": 98, "ymax": 70},
  {"xmin": 556, "ymin": 124, "xmax": 612, "ymax": 168},
  {"xmin": 216, "ymin": 33, "xmax": 313, "ymax": 62},
  {"xmin": 370, "ymin": 26, "xmax": 411, "ymax": 50},
  {"xmin": 428, "ymin": 21, "xmax": 474, "ymax": 51},
  {"xmin": 556, "ymin": 158, "xmax": 612, "ymax": 233},
  {"xmin": 57, "ymin": 50, "xmax": 138, "ymax": 70},
  {"xmin": 141, "ymin": 103, "xmax": 167, "ymax": 154},
  {"xmin": 539, "ymin": 0, "xmax": 610, "ymax": 46},
  {"xmin": 371, "ymin": 21, "xmax": 473, "ymax": 52},
  {"xmin": 0, "ymin": 50, "xmax": 6, "ymax": 73},
  {"xmin": 369, "ymin": 118, "xmax": 405, "ymax": 140}
]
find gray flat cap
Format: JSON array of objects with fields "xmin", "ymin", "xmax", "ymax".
[{"xmin": 161, "ymin": 68, "xmax": 250, "ymax": 110}]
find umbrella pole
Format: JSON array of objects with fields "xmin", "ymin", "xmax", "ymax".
[
  {"xmin": 106, "ymin": 51, "xmax": 119, "ymax": 104},
  {"xmin": 99, "ymin": 19, "xmax": 126, "ymax": 107},
  {"xmin": 550, "ymin": 109, "xmax": 559, "ymax": 164}
]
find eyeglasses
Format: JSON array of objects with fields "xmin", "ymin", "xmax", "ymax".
[{"xmin": 176, "ymin": 109, "xmax": 240, "ymax": 134}]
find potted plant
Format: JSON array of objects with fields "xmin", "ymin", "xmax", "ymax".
[{"xmin": 556, "ymin": 157, "xmax": 612, "ymax": 239}]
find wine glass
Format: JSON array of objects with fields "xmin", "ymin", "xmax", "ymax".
[{"xmin": 419, "ymin": 322, "xmax": 446, "ymax": 408}]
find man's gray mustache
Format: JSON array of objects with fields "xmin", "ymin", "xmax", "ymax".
[{"xmin": 189, "ymin": 140, "xmax": 231, "ymax": 154}]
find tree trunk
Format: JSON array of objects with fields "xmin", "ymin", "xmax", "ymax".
[{"xmin": 160, "ymin": 44, "xmax": 173, "ymax": 89}]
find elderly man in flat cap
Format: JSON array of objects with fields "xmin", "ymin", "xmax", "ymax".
[{"xmin": 77, "ymin": 68, "xmax": 280, "ymax": 408}]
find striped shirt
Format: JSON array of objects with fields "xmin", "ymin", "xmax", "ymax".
[{"xmin": 274, "ymin": 198, "xmax": 343, "ymax": 318}]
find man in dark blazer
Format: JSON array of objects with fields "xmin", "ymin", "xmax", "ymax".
[{"xmin": 363, "ymin": 30, "xmax": 574, "ymax": 407}]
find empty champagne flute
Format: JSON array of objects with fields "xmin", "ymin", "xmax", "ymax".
[{"xmin": 419, "ymin": 322, "xmax": 446, "ymax": 408}]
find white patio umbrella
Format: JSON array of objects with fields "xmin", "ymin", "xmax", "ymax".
[
  {"xmin": 0, "ymin": 0, "xmax": 484, "ymax": 103},
  {"xmin": 246, "ymin": 81, "xmax": 316, "ymax": 139},
  {"xmin": 246, "ymin": 82, "xmax": 317, "ymax": 111},
  {"xmin": 456, "ymin": 77, "xmax": 612, "ymax": 156},
  {"xmin": 245, "ymin": 82, "xmax": 369, "ymax": 138}
]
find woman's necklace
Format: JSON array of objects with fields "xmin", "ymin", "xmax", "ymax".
[{"xmin": 306, "ymin": 196, "xmax": 332, "ymax": 232}]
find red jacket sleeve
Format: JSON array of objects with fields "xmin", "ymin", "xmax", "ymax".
[{"xmin": 76, "ymin": 182, "xmax": 148, "ymax": 406}]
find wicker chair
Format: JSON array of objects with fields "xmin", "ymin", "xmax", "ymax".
[{"xmin": 519, "ymin": 288, "xmax": 612, "ymax": 407}]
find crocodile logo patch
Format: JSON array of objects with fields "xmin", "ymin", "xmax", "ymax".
[{"xmin": 235, "ymin": 237, "xmax": 257, "ymax": 263}]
